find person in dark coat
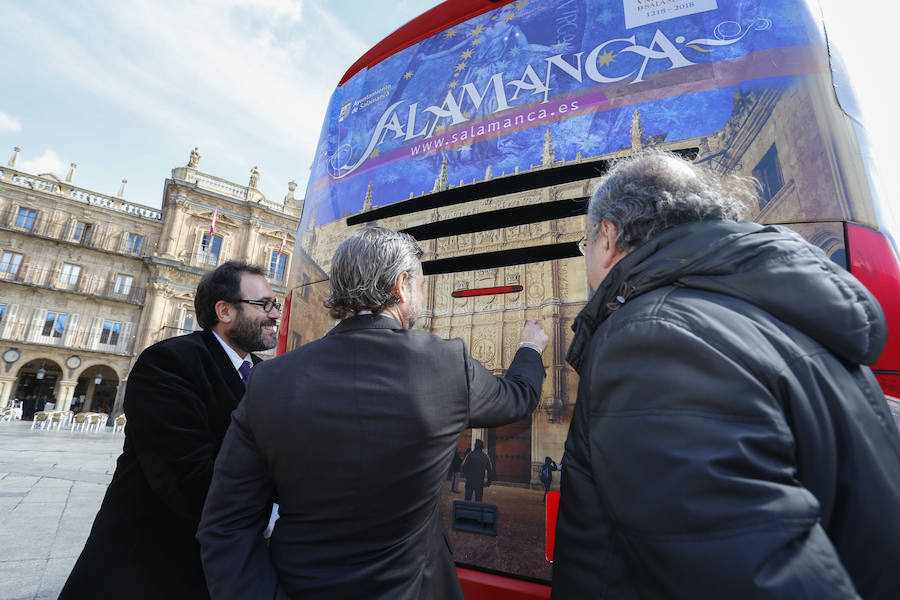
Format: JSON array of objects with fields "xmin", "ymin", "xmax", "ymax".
[
  {"xmin": 449, "ymin": 449, "xmax": 462, "ymax": 493},
  {"xmin": 552, "ymin": 150, "xmax": 900, "ymax": 599},
  {"xmin": 198, "ymin": 226, "xmax": 548, "ymax": 600},
  {"xmin": 539, "ymin": 456, "xmax": 557, "ymax": 504},
  {"xmin": 461, "ymin": 438, "xmax": 494, "ymax": 502},
  {"xmin": 60, "ymin": 261, "xmax": 280, "ymax": 599}
]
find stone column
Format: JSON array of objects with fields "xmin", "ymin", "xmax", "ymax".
[
  {"xmin": 471, "ymin": 428, "xmax": 485, "ymax": 448},
  {"xmin": 0, "ymin": 377, "xmax": 15, "ymax": 409},
  {"xmin": 84, "ymin": 380, "xmax": 97, "ymax": 412},
  {"xmin": 246, "ymin": 221, "xmax": 261, "ymax": 265},
  {"xmin": 57, "ymin": 381, "xmax": 77, "ymax": 412},
  {"xmin": 133, "ymin": 282, "xmax": 171, "ymax": 353},
  {"xmin": 159, "ymin": 196, "xmax": 189, "ymax": 259},
  {"xmin": 112, "ymin": 378, "xmax": 127, "ymax": 418}
]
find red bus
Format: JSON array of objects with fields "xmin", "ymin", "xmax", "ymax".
[{"xmin": 278, "ymin": 1, "xmax": 900, "ymax": 597}]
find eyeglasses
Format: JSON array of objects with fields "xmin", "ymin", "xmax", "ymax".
[
  {"xmin": 577, "ymin": 236, "xmax": 587, "ymax": 255},
  {"xmin": 236, "ymin": 298, "xmax": 282, "ymax": 313}
]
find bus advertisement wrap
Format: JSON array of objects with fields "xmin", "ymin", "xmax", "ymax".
[{"xmin": 300, "ymin": 0, "xmax": 823, "ymax": 231}]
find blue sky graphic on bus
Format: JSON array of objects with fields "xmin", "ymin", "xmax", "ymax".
[{"xmin": 301, "ymin": 0, "xmax": 822, "ymax": 230}]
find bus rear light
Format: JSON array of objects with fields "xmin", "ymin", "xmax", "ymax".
[
  {"xmin": 275, "ymin": 290, "xmax": 292, "ymax": 356},
  {"xmin": 544, "ymin": 490, "xmax": 559, "ymax": 564},
  {"xmin": 451, "ymin": 285, "xmax": 523, "ymax": 298},
  {"xmin": 846, "ymin": 223, "xmax": 900, "ymax": 372},
  {"xmin": 874, "ymin": 372, "xmax": 900, "ymax": 397}
]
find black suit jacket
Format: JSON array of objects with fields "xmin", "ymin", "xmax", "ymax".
[
  {"xmin": 198, "ymin": 314, "xmax": 545, "ymax": 599},
  {"xmin": 61, "ymin": 329, "xmax": 258, "ymax": 600}
]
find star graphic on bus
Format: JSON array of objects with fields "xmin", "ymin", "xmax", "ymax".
[
  {"xmin": 471, "ymin": 37, "xmax": 483, "ymax": 46},
  {"xmin": 460, "ymin": 49, "xmax": 473, "ymax": 60},
  {"xmin": 469, "ymin": 25, "xmax": 485, "ymax": 37},
  {"xmin": 515, "ymin": 0, "xmax": 527, "ymax": 9},
  {"xmin": 448, "ymin": 81, "xmax": 458, "ymax": 89},
  {"xmin": 505, "ymin": 13, "xmax": 517, "ymax": 22},
  {"xmin": 596, "ymin": 50, "xmax": 616, "ymax": 68},
  {"xmin": 369, "ymin": 148, "xmax": 380, "ymax": 159},
  {"xmin": 403, "ymin": 71, "xmax": 414, "ymax": 80},
  {"xmin": 455, "ymin": 62, "xmax": 467, "ymax": 72},
  {"xmin": 444, "ymin": 29, "xmax": 457, "ymax": 38}
]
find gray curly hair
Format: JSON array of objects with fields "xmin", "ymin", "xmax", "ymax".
[
  {"xmin": 325, "ymin": 226, "xmax": 424, "ymax": 319},
  {"xmin": 588, "ymin": 149, "xmax": 753, "ymax": 250}
]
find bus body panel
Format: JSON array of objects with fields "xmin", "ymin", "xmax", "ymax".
[{"xmin": 282, "ymin": 0, "xmax": 900, "ymax": 592}]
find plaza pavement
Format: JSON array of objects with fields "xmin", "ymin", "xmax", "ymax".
[
  {"xmin": 0, "ymin": 420, "xmax": 122, "ymax": 600},
  {"xmin": 0, "ymin": 420, "xmax": 554, "ymax": 597}
]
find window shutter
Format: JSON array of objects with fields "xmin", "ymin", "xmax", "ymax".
[
  {"xmin": 1, "ymin": 303, "xmax": 19, "ymax": 338},
  {"xmin": 65, "ymin": 313, "xmax": 79, "ymax": 346},
  {"xmin": 30, "ymin": 308, "xmax": 47, "ymax": 342},
  {"xmin": 89, "ymin": 316, "xmax": 104, "ymax": 350}
]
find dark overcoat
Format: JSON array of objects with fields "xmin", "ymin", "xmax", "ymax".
[
  {"xmin": 198, "ymin": 314, "xmax": 545, "ymax": 599},
  {"xmin": 552, "ymin": 221, "xmax": 900, "ymax": 599},
  {"xmin": 61, "ymin": 329, "xmax": 257, "ymax": 599}
]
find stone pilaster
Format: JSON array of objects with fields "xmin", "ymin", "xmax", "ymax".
[
  {"xmin": 0, "ymin": 377, "xmax": 15, "ymax": 409},
  {"xmin": 57, "ymin": 380, "xmax": 77, "ymax": 412}
]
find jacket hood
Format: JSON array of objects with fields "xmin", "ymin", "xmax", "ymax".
[{"xmin": 567, "ymin": 221, "xmax": 887, "ymax": 373}]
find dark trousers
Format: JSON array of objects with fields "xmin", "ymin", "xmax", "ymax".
[{"xmin": 465, "ymin": 482, "xmax": 484, "ymax": 502}]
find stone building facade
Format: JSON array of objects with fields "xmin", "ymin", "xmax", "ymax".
[{"xmin": 0, "ymin": 147, "xmax": 301, "ymax": 421}]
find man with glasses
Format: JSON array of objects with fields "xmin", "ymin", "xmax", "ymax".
[
  {"xmin": 552, "ymin": 150, "xmax": 900, "ymax": 599},
  {"xmin": 62, "ymin": 261, "xmax": 279, "ymax": 600}
]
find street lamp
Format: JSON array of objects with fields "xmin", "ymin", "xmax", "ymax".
[
  {"xmin": 35, "ymin": 360, "xmax": 46, "ymax": 380},
  {"xmin": 94, "ymin": 374, "xmax": 103, "ymax": 385}
]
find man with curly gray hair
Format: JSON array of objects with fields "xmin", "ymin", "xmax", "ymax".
[
  {"xmin": 199, "ymin": 226, "xmax": 549, "ymax": 599},
  {"xmin": 552, "ymin": 150, "xmax": 900, "ymax": 599}
]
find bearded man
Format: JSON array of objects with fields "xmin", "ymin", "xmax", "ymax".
[
  {"xmin": 198, "ymin": 226, "xmax": 548, "ymax": 599},
  {"xmin": 62, "ymin": 261, "xmax": 280, "ymax": 599}
]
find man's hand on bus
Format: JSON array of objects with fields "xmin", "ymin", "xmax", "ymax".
[{"xmin": 519, "ymin": 319, "xmax": 549, "ymax": 354}]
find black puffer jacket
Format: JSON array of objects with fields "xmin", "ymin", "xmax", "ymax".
[{"xmin": 552, "ymin": 221, "xmax": 900, "ymax": 599}]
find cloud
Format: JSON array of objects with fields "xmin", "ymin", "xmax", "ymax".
[
  {"xmin": 20, "ymin": 149, "xmax": 66, "ymax": 177},
  {"xmin": 0, "ymin": 110, "xmax": 22, "ymax": 133}
]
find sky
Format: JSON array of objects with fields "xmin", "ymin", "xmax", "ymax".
[
  {"xmin": 0, "ymin": 0, "xmax": 897, "ymax": 221},
  {"xmin": 0, "ymin": 0, "xmax": 442, "ymax": 209}
]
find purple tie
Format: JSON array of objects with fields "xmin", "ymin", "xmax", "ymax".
[{"xmin": 238, "ymin": 360, "xmax": 252, "ymax": 385}]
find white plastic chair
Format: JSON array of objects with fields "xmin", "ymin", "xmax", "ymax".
[
  {"xmin": 50, "ymin": 411, "xmax": 72, "ymax": 430},
  {"xmin": 87, "ymin": 413, "xmax": 108, "ymax": 432},
  {"xmin": 71, "ymin": 412, "xmax": 89, "ymax": 432},
  {"xmin": 31, "ymin": 411, "xmax": 51, "ymax": 430},
  {"xmin": 112, "ymin": 414, "xmax": 127, "ymax": 433}
]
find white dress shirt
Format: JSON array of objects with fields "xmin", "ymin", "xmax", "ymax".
[{"xmin": 212, "ymin": 330, "xmax": 249, "ymax": 375}]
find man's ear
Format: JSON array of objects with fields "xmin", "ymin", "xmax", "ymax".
[
  {"xmin": 214, "ymin": 299, "xmax": 236, "ymax": 325},
  {"xmin": 391, "ymin": 271, "xmax": 410, "ymax": 303},
  {"xmin": 600, "ymin": 221, "xmax": 623, "ymax": 269}
]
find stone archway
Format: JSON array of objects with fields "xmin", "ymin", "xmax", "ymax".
[
  {"xmin": 13, "ymin": 359, "xmax": 63, "ymax": 420},
  {"xmin": 72, "ymin": 365, "xmax": 120, "ymax": 417}
]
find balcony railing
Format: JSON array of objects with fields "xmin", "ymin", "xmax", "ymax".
[
  {"xmin": 172, "ymin": 167, "xmax": 283, "ymax": 212},
  {"xmin": 0, "ymin": 166, "xmax": 161, "ymax": 221},
  {"xmin": 0, "ymin": 265, "xmax": 146, "ymax": 304},
  {"xmin": 0, "ymin": 318, "xmax": 135, "ymax": 356}
]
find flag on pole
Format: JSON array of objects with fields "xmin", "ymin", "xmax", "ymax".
[
  {"xmin": 210, "ymin": 207, "xmax": 218, "ymax": 236},
  {"xmin": 279, "ymin": 227, "xmax": 288, "ymax": 255}
]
